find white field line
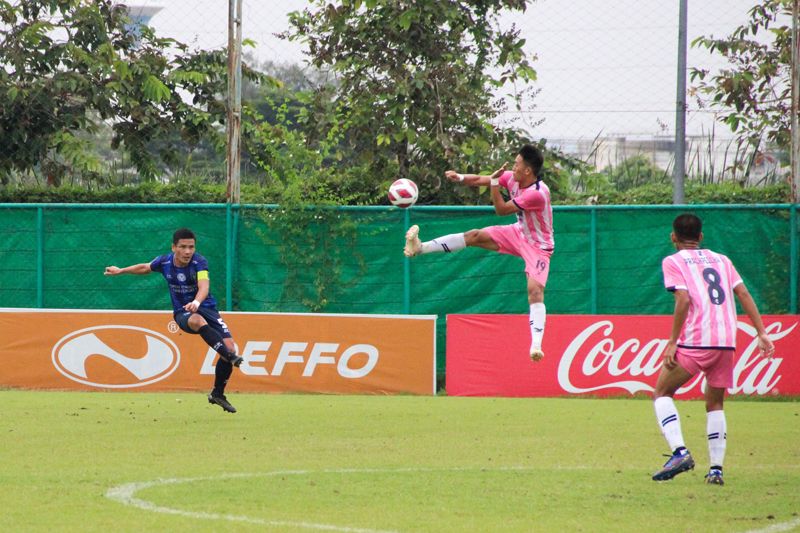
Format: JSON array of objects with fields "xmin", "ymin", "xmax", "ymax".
[
  {"xmin": 106, "ymin": 471, "xmax": 396, "ymax": 533},
  {"xmin": 105, "ymin": 467, "xmax": 539, "ymax": 532},
  {"xmin": 743, "ymin": 518, "xmax": 800, "ymax": 533},
  {"xmin": 106, "ymin": 466, "xmax": 800, "ymax": 533}
]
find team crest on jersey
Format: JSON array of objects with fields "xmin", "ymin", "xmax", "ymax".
[{"xmin": 177, "ymin": 273, "xmax": 186, "ymax": 282}]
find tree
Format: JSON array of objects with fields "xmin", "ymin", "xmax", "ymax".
[
  {"xmin": 690, "ymin": 0, "xmax": 793, "ymax": 150},
  {"xmin": 282, "ymin": 0, "xmax": 540, "ymax": 204},
  {"xmin": 0, "ymin": 0, "xmax": 266, "ymax": 184}
]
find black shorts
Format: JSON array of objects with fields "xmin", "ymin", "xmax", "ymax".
[{"xmin": 174, "ymin": 306, "xmax": 232, "ymax": 338}]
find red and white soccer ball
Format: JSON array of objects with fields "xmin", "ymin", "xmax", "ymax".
[{"xmin": 387, "ymin": 178, "xmax": 418, "ymax": 208}]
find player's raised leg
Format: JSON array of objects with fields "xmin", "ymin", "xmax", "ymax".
[
  {"xmin": 183, "ymin": 311, "xmax": 243, "ymax": 367},
  {"xmin": 404, "ymin": 226, "xmax": 494, "ymax": 257},
  {"xmin": 208, "ymin": 337, "xmax": 238, "ymax": 413}
]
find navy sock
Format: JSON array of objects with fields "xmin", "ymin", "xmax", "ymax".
[
  {"xmin": 213, "ymin": 358, "xmax": 233, "ymax": 396},
  {"xmin": 198, "ymin": 325, "xmax": 234, "ymax": 360}
]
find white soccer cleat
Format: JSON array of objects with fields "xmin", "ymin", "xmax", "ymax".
[
  {"xmin": 404, "ymin": 224, "xmax": 422, "ymax": 257},
  {"xmin": 530, "ymin": 348, "xmax": 544, "ymax": 362}
]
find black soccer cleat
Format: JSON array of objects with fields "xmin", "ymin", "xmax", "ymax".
[
  {"xmin": 228, "ymin": 354, "xmax": 244, "ymax": 367},
  {"xmin": 208, "ymin": 393, "xmax": 237, "ymax": 413}
]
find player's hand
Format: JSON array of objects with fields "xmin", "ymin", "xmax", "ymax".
[
  {"xmin": 489, "ymin": 163, "xmax": 508, "ymax": 180},
  {"xmin": 661, "ymin": 341, "xmax": 678, "ymax": 370},
  {"xmin": 183, "ymin": 299, "xmax": 200, "ymax": 313},
  {"xmin": 104, "ymin": 266, "xmax": 121, "ymax": 276},
  {"xmin": 757, "ymin": 333, "xmax": 775, "ymax": 359},
  {"xmin": 445, "ymin": 170, "xmax": 464, "ymax": 183}
]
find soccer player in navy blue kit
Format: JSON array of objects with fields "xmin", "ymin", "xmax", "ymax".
[{"xmin": 105, "ymin": 228, "xmax": 243, "ymax": 413}]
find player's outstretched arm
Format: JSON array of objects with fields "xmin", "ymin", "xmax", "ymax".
[
  {"xmin": 104, "ymin": 263, "xmax": 152, "ymax": 276},
  {"xmin": 444, "ymin": 170, "xmax": 491, "ymax": 187},
  {"xmin": 733, "ymin": 284, "xmax": 775, "ymax": 358}
]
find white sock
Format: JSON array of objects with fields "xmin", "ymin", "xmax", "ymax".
[
  {"xmin": 421, "ymin": 233, "xmax": 466, "ymax": 254},
  {"xmin": 707, "ymin": 410, "xmax": 727, "ymax": 468},
  {"xmin": 654, "ymin": 396, "xmax": 686, "ymax": 452},
  {"xmin": 529, "ymin": 303, "xmax": 546, "ymax": 350}
]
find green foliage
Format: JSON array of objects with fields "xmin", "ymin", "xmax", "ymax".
[
  {"xmin": 690, "ymin": 0, "xmax": 792, "ymax": 149},
  {"xmin": 571, "ymin": 180, "xmax": 792, "ymax": 205},
  {"xmin": 602, "ymin": 155, "xmax": 670, "ymax": 191},
  {"xmin": 0, "ymin": 0, "xmax": 268, "ymax": 184},
  {"xmin": 0, "ymin": 180, "xmax": 278, "ymax": 204},
  {"xmin": 1, "ymin": 178, "xmax": 791, "ymax": 206},
  {"xmin": 282, "ymin": 0, "xmax": 540, "ymax": 204},
  {"xmin": 243, "ymin": 96, "xmax": 369, "ymax": 312}
]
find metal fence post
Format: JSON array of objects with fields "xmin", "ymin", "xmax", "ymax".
[
  {"xmin": 225, "ymin": 203, "xmax": 233, "ymax": 312},
  {"xmin": 590, "ymin": 207, "xmax": 598, "ymax": 313},
  {"xmin": 36, "ymin": 206, "xmax": 44, "ymax": 308},
  {"xmin": 791, "ymin": 203, "xmax": 798, "ymax": 313},
  {"xmin": 673, "ymin": 0, "xmax": 688, "ymax": 204},
  {"xmin": 403, "ymin": 208, "xmax": 411, "ymax": 314}
]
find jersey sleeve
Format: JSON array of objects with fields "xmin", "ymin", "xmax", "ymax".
[
  {"xmin": 513, "ymin": 183, "xmax": 549, "ymax": 211},
  {"xmin": 724, "ymin": 255, "xmax": 743, "ymax": 290},
  {"xmin": 498, "ymin": 170, "xmax": 514, "ymax": 189},
  {"xmin": 149, "ymin": 255, "xmax": 165, "ymax": 272},
  {"xmin": 193, "ymin": 254, "xmax": 210, "ymax": 273},
  {"xmin": 662, "ymin": 255, "xmax": 686, "ymax": 292}
]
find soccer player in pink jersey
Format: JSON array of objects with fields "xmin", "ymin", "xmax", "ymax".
[
  {"xmin": 651, "ymin": 214, "xmax": 774, "ymax": 484},
  {"xmin": 403, "ymin": 144, "xmax": 554, "ymax": 362}
]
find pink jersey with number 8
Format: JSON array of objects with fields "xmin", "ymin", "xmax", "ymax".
[{"xmin": 662, "ymin": 248, "xmax": 743, "ymax": 349}]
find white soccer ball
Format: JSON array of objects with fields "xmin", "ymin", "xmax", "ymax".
[{"xmin": 388, "ymin": 178, "xmax": 419, "ymax": 208}]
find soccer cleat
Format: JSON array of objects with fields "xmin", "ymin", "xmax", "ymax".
[
  {"xmin": 530, "ymin": 348, "xmax": 545, "ymax": 362},
  {"xmin": 227, "ymin": 354, "xmax": 244, "ymax": 367},
  {"xmin": 404, "ymin": 225, "xmax": 422, "ymax": 257},
  {"xmin": 705, "ymin": 468, "xmax": 724, "ymax": 485},
  {"xmin": 652, "ymin": 450, "xmax": 695, "ymax": 481},
  {"xmin": 208, "ymin": 393, "xmax": 237, "ymax": 413}
]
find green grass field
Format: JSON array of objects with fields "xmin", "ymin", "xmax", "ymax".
[{"xmin": 1, "ymin": 391, "xmax": 798, "ymax": 532}]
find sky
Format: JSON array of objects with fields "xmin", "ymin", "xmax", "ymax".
[{"xmin": 129, "ymin": 0, "xmax": 771, "ymax": 141}]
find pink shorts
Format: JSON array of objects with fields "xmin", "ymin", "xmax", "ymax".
[
  {"xmin": 485, "ymin": 224, "xmax": 552, "ymax": 286},
  {"xmin": 675, "ymin": 347, "xmax": 734, "ymax": 388}
]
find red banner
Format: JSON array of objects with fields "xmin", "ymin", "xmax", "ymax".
[
  {"xmin": 446, "ymin": 314, "xmax": 799, "ymax": 398},
  {"xmin": 0, "ymin": 309, "xmax": 437, "ymax": 395}
]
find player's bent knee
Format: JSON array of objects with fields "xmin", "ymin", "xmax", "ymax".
[
  {"xmin": 188, "ymin": 314, "xmax": 207, "ymax": 331},
  {"xmin": 465, "ymin": 229, "xmax": 499, "ymax": 251},
  {"xmin": 463, "ymin": 229, "xmax": 483, "ymax": 244},
  {"xmin": 528, "ymin": 286, "xmax": 544, "ymax": 300}
]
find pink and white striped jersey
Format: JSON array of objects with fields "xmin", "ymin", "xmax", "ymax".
[
  {"xmin": 662, "ymin": 248, "xmax": 743, "ymax": 349},
  {"xmin": 498, "ymin": 171, "xmax": 555, "ymax": 251}
]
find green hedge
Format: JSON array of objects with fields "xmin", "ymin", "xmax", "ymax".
[
  {"xmin": 0, "ymin": 179, "xmax": 793, "ymax": 205},
  {"xmin": 577, "ymin": 181, "xmax": 792, "ymax": 205}
]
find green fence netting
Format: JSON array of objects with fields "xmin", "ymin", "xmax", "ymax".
[{"xmin": 1, "ymin": 203, "xmax": 797, "ymax": 380}]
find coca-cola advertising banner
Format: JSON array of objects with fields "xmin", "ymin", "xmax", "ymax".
[{"xmin": 446, "ymin": 314, "xmax": 798, "ymax": 398}]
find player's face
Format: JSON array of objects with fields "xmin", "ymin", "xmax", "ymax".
[
  {"xmin": 172, "ymin": 238, "xmax": 196, "ymax": 266},
  {"xmin": 512, "ymin": 155, "xmax": 532, "ymax": 182}
]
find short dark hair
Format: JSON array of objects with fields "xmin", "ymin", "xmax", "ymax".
[
  {"xmin": 672, "ymin": 213, "xmax": 702, "ymax": 242},
  {"xmin": 519, "ymin": 144, "xmax": 544, "ymax": 177},
  {"xmin": 172, "ymin": 228, "xmax": 196, "ymax": 244}
]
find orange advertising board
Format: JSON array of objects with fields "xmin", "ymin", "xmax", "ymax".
[{"xmin": 0, "ymin": 309, "xmax": 436, "ymax": 395}]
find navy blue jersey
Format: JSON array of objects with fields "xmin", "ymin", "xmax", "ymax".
[{"xmin": 149, "ymin": 253, "xmax": 218, "ymax": 313}]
